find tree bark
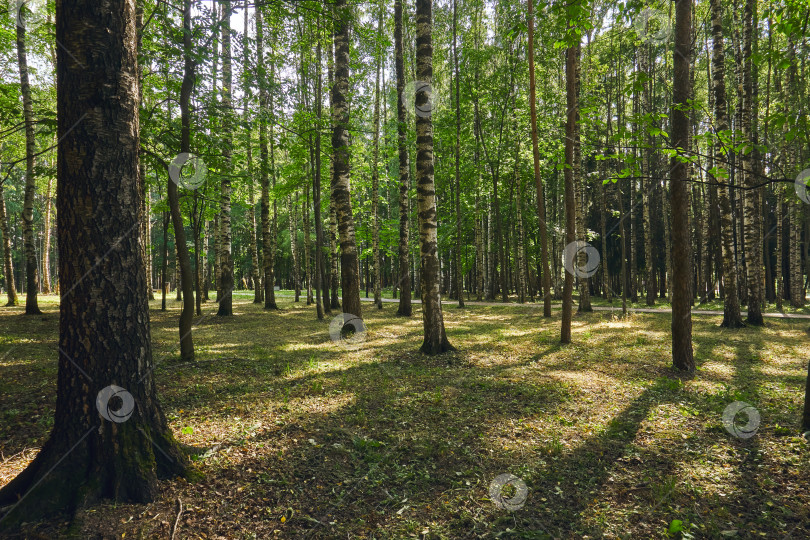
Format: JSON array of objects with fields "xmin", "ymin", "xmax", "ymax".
[
  {"xmin": 740, "ymin": 0, "xmax": 763, "ymax": 324},
  {"xmin": 0, "ymin": 0, "xmax": 187, "ymax": 527},
  {"xmin": 332, "ymin": 0, "xmax": 362, "ymax": 318},
  {"xmin": 0, "ymin": 181, "xmax": 18, "ymax": 306},
  {"xmin": 640, "ymin": 39, "xmax": 655, "ymax": 307},
  {"xmin": 416, "ymin": 0, "xmax": 453, "ymax": 354},
  {"xmin": 370, "ymin": 0, "xmax": 383, "ymax": 310},
  {"xmin": 395, "ymin": 0, "xmax": 412, "ymax": 317},
  {"xmin": 289, "ymin": 194, "xmax": 300, "ymax": 300},
  {"xmin": 243, "ymin": 2, "xmax": 261, "ymax": 305},
  {"xmin": 561, "ymin": 34, "xmax": 579, "ymax": 344},
  {"xmin": 42, "ymin": 174, "xmax": 53, "ymax": 294},
  {"xmin": 574, "ymin": 40, "xmax": 591, "ymax": 313},
  {"xmin": 16, "ymin": 16, "xmax": 41, "ymax": 314},
  {"xmin": 671, "ymin": 0, "xmax": 695, "ymax": 373},
  {"xmin": 711, "ymin": 0, "xmax": 744, "ymax": 327},
  {"xmin": 527, "ymin": 0, "xmax": 551, "ymax": 317},
  {"xmin": 516, "ymin": 146, "xmax": 527, "ymax": 304},
  {"xmin": 257, "ymin": 14, "xmax": 277, "ymax": 310},
  {"xmin": 217, "ymin": 0, "xmax": 234, "ymax": 316},
  {"xmin": 452, "ymin": 0, "xmax": 464, "ymax": 308},
  {"xmin": 168, "ymin": 0, "xmax": 196, "ymax": 363},
  {"xmin": 314, "ymin": 17, "xmax": 326, "ymax": 319},
  {"xmin": 161, "ymin": 211, "xmax": 168, "ymax": 311},
  {"xmin": 304, "ymin": 175, "xmax": 313, "ymax": 305}
]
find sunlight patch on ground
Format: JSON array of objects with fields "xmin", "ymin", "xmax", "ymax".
[{"xmin": 698, "ymin": 361, "xmax": 736, "ymax": 382}]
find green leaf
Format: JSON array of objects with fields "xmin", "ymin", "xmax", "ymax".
[{"xmin": 668, "ymin": 519, "xmax": 684, "ymax": 534}]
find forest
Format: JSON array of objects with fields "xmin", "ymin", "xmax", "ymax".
[{"xmin": 0, "ymin": 0, "xmax": 809, "ymax": 537}]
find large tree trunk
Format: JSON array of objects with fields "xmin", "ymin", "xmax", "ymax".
[
  {"xmin": 332, "ymin": 0, "xmax": 362, "ymax": 318},
  {"xmin": 415, "ymin": 0, "xmax": 453, "ymax": 354},
  {"xmin": 168, "ymin": 0, "xmax": 196, "ymax": 363},
  {"xmin": 561, "ymin": 35, "xmax": 579, "ymax": 344},
  {"xmin": 741, "ymin": 0, "xmax": 763, "ymax": 324},
  {"xmin": 0, "ymin": 181, "xmax": 19, "ymax": 306},
  {"xmin": 671, "ymin": 0, "xmax": 695, "ymax": 373},
  {"xmin": 711, "ymin": 0, "xmax": 744, "ymax": 327},
  {"xmin": 0, "ymin": 0, "xmax": 188, "ymax": 527},
  {"xmin": 217, "ymin": 0, "xmax": 234, "ymax": 316},
  {"xmin": 395, "ymin": 0, "xmax": 412, "ymax": 317},
  {"xmin": 16, "ymin": 17, "xmax": 41, "ymax": 314}
]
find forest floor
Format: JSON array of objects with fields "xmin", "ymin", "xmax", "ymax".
[{"xmin": 1, "ymin": 292, "xmax": 809, "ymax": 539}]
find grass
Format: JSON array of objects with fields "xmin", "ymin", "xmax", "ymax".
[{"xmin": 1, "ymin": 293, "xmax": 809, "ymax": 538}]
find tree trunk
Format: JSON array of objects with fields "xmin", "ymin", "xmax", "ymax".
[
  {"xmin": 395, "ymin": 0, "xmax": 412, "ymax": 317},
  {"xmin": 0, "ymin": 181, "xmax": 18, "ymax": 306},
  {"xmin": 703, "ymin": 28, "xmax": 717, "ymax": 303},
  {"xmin": 415, "ymin": 0, "xmax": 453, "ymax": 354},
  {"xmin": 516, "ymin": 148, "xmax": 527, "ymax": 304},
  {"xmin": 16, "ymin": 17, "xmax": 41, "ymax": 314},
  {"xmin": 257, "ymin": 10, "xmax": 277, "ymax": 310},
  {"xmin": 618, "ymin": 185, "xmax": 628, "ymax": 316},
  {"xmin": 136, "ymin": 6, "xmax": 153, "ymax": 303},
  {"xmin": 561, "ymin": 35, "xmax": 579, "ymax": 344},
  {"xmin": 193, "ymin": 201, "xmax": 202, "ymax": 315},
  {"xmin": 168, "ymin": 0, "xmax": 196, "ymax": 362},
  {"xmin": 741, "ymin": 0, "xmax": 763, "ymax": 323},
  {"xmin": 640, "ymin": 40, "xmax": 655, "ymax": 307},
  {"xmin": 711, "ymin": 0, "xmax": 744, "ymax": 327},
  {"xmin": 288, "ymin": 194, "xmax": 300, "ymax": 300},
  {"xmin": 304, "ymin": 176, "xmax": 313, "ymax": 305},
  {"xmin": 42, "ymin": 175, "xmax": 53, "ymax": 294},
  {"xmin": 161, "ymin": 211, "xmax": 168, "ymax": 311},
  {"xmin": 528, "ymin": 0, "xmax": 552, "ymax": 314},
  {"xmin": 599, "ymin": 168, "xmax": 610, "ymax": 300},
  {"xmin": 369, "ymin": 1, "xmax": 383, "ymax": 310},
  {"xmin": 175, "ymin": 255, "xmax": 182, "ymax": 301},
  {"xmin": 243, "ymin": 5, "xmax": 261, "ymax": 305},
  {"xmin": 452, "ymin": 0, "xmax": 464, "ymax": 308},
  {"xmin": 474, "ymin": 184, "xmax": 484, "ymax": 301},
  {"xmin": 203, "ymin": 220, "xmax": 211, "ymax": 301},
  {"xmin": 217, "ymin": 0, "xmax": 234, "ymax": 316},
  {"xmin": 314, "ymin": 17, "xmax": 326, "ymax": 319},
  {"xmin": 332, "ymin": 0, "xmax": 362, "ymax": 318},
  {"xmin": 671, "ymin": 0, "xmax": 695, "ymax": 372},
  {"xmin": 330, "ymin": 196, "xmax": 341, "ymax": 309},
  {"xmin": 0, "ymin": 0, "xmax": 187, "ymax": 526}
]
